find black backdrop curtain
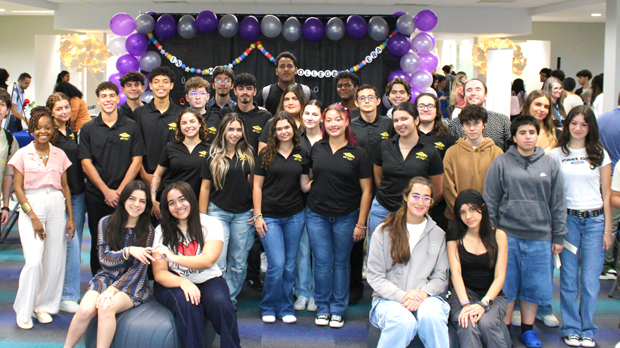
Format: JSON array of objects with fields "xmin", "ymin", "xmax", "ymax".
[{"xmin": 148, "ymin": 13, "xmax": 400, "ymax": 114}]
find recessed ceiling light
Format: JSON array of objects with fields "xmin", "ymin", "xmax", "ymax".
[
  {"xmin": 12, "ymin": 10, "xmax": 54, "ymax": 13},
  {"xmin": 0, "ymin": 9, "xmax": 5, "ymax": 12},
  {"xmin": 592, "ymin": 13, "xmax": 602, "ymax": 17}
]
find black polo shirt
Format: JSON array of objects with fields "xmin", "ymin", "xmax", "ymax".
[
  {"xmin": 300, "ymin": 132, "xmax": 313, "ymax": 154},
  {"xmin": 78, "ymin": 114, "xmax": 145, "ymax": 201},
  {"xmin": 55, "ymin": 124, "xmax": 85, "ymax": 195},
  {"xmin": 351, "ymin": 115, "xmax": 395, "ymax": 160},
  {"xmin": 221, "ymin": 103, "xmax": 272, "ymax": 153},
  {"xmin": 118, "ymin": 102, "xmax": 136, "ymax": 121},
  {"xmin": 374, "ymin": 134, "xmax": 444, "ymax": 212},
  {"xmin": 200, "ymin": 153, "xmax": 253, "ymax": 213},
  {"xmin": 255, "ymin": 147, "xmax": 309, "ymax": 218},
  {"xmin": 419, "ymin": 129, "xmax": 456, "ymax": 159},
  {"xmin": 133, "ymin": 98, "xmax": 182, "ymax": 174},
  {"xmin": 158, "ymin": 141, "xmax": 210, "ymax": 198},
  {"xmin": 307, "ymin": 140, "xmax": 373, "ymax": 217},
  {"xmin": 254, "ymin": 82, "xmax": 318, "ymax": 115},
  {"xmin": 202, "ymin": 109, "xmax": 221, "ymax": 143}
]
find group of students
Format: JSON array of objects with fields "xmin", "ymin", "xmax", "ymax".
[{"xmin": 0, "ymin": 51, "xmax": 615, "ymax": 348}]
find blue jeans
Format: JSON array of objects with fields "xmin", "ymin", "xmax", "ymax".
[
  {"xmin": 560, "ymin": 214, "xmax": 605, "ymax": 339},
  {"xmin": 260, "ymin": 211, "xmax": 305, "ymax": 317},
  {"xmin": 295, "ymin": 225, "xmax": 314, "ymax": 300},
  {"xmin": 369, "ymin": 197, "xmax": 392, "ymax": 237},
  {"xmin": 306, "ymin": 208, "xmax": 358, "ymax": 317},
  {"xmin": 503, "ymin": 237, "xmax": 553, "ymax": 305},
  {"xmin": 62, "ymin": 193, "xmax": 86, "ymax": 301},
  {"xmin": 370, "ymin": 297, "xmax": 450, "ymax": 348},
  {"xmin": 207, "ymin": 202, "xmax": 254, "ymax": 303}
]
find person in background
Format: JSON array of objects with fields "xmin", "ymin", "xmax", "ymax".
[
  {"xmin": 54, "ymin": 82, "xmax": 91, "ymax": 132},
  {"xmin": 539, "ymin": 68, "xmax": 552, "ymax": 87},
  {"xmin": 575, "ymin": 69, "xmax": 592, "ymax": 103},
  {"xmin": 442, "ymin": 65, "xmax": 455, "ymax": 99},
  {"xmin": 542, "ymin": 77, "xmax": 566, "ymax": 127},
  {"xmin": 9, "ymin": 72, "xmax": 32, "ymax": 133},
  {"xmin": 56, "ymin": 71, "xmax": 70, "ymax": 85},
  {"xmin": 10, "ymin": 107, "xmax": 74, "ymax": 329},
  {"xmin": 562, "ymin": 77, "xmax": 584, "ymax": 114},
  {"xmin": 118, "ymin": 71, "xmax": 145, "ymax": 121},
  {"xmin": 0, "ymin": 88, "xmax": 19, "ymax": 226},
  {"xmin": 184, "ymin": 76, "xmax": 219, "ymax": 142},
  {"xmin": 207, "ymin": 66, "xmax": 236, "ymax": 115},
  {"xmin": 591, "ymin": 74, "xmax": 604, "ymax": 117},
  {"xmin": 367, "ymin": 177, "xmax": 449, "ymax": 348},
  {"xmin": 511, "ymin": 78, "xmax": 526, "ymax": 121},
  {"xmin": 385, "ymin": 78, "xmax": 411, "ymax": 118},
  {"xmin": 0, "ymin": 68, "xmax": 9, "ymax": 90},
  {"xmin": 551, "ymin": 69, "xmax": 565, "ymax": 82},
  {"xmin": 450, "ymin": 72, "xmax": 468, "ymax": 119},
  {"xmin": 434, "ymin": 75, "xmax": 450, "ymax": 119}
]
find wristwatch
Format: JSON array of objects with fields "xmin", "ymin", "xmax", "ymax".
[{"xmin": 478, "ymin": 301, "xmax": 491, "ymax": 312}]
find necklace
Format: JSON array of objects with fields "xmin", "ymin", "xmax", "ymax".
[
  {"xmin": 37, "ymin": 150, "xmax": 49, "ymax": 160},
  {"xmin": 399, "ymin": 139, "xmax": 417, "ymax": 149}
]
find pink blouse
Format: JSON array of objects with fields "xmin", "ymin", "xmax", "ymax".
[{"xmin": 8, "ymin": 143, "xmax": 71, "ymax": 191}]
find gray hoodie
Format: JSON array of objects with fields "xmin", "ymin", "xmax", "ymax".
[
  {"xmin": 483, "ymin": 146, "xmax": 567, "ymax": 245},
  {"xmin": 367, "ymin": 216, "xmax": 448, "ymax": 306}
]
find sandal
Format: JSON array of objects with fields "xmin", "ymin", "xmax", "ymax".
[{"xmin": 519, "ymin": 330, "xmax": 542, "ymax": 348}]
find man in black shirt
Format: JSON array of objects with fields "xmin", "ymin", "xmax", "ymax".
[
  {"xmin": 133, "ymin": 66, "xmax": 182, "ymax": 191},
  {"xmin": 79, "ymin": 82, "xmax": 145, "ymax": 275},
  {"xmin": 185, "ymin": 76, "xmax": 219, "ymax": 142},
  {"xmin": 118, "ymin": 71, "xmax": 145, "ymax": 120},
  {"xmin": 255, "ymin": 51, "xmax": 317, "ymax": 115},
  {"xmin": 207, "ymin": 66, "xmax": 236, "ymax": 113},
  {"xmin": 335, "ymin": 71, "xmax": 360, "ymax": 114}
]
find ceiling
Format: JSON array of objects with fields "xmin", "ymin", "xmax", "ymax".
[{"xmin": 0, "ymin": 0, "xmax": 607, "ymax": 22}]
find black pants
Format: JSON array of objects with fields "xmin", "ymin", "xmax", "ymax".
[
  {"xmin": 246, "ymin": 231, "xmax": 263, "ymax": 280},
  {"xmin": 349, "ymin": 240, "xmax": 365, "ymax": 295},
  {"xmin": 85, "ymin": 194, "xmax": 115, "ymax": 276}
]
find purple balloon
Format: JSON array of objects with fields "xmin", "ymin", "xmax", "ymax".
[
  {"xmin": 387, "ymin": 34, "xmax": 410, "ymax": 57},
  {"xmin": 388, "ymin": 69, "xmax": 410, "ymax": 83},
  {"xmin": 108, "ymin": 72, "xmax": 123, "ymax": 90},
  {"xmin": 125, "ymin": 33, "xmax": 149, "ymax": 56},
  {"xmin": 410, "ymin": 89, "xmax": 422, "ymax": 102},
  {"xmin": 196, "ymin": 11, "xmax": 218, "ymax": 33},
  {"xmin": 155, "ymin": 14, "xmax": 176, "ymax": 40},
  {"xmin": 116, "ymin": 54, "xmax": 140, "ymax": 75},
  {"xmin": 410, "ymin": 70, "xmax": 433, "ymax": 91},
  {"xmin": 419, "ymin": 52, "xmax": 439, "ymax": 72},
  {"xmin": 415, "ymin": 10, "xmax": 438, "ymax": 32},
  {"xmin": 239, "ymin": 16, "xmax": 260, "ymax": 41},
  {"xmin": 110, "ymin": 13, "xmax": 134, "ymax": 36},
  {"xmin": 393, "ymin": 11, "xmax": 406, "ymax": 16},
  {"xmin": 303, "ymin": 17, "xmax": 325, "ymax": 42},
  {"xmin": 118, "ymin": 93, "xmax": 127, "ymax": 106},
  {"xmin": 346, "ymin": 15, "xmax": 367, "ymax": 39}
]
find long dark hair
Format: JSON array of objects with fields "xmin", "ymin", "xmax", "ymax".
[
  {"xmin": 56, "ymin": 71, "xmax": 69, "ymax": 85},
  {"xmin": 159, "ymin": 181, "xmax": 205, "ymax": 253},
  {"xmin": 381, "ymin": 177, "xmax": 434, "ymax": 266},
  {"xmin": 104, "ymin": 181, "xmax": 153, "ymax": 250},
  {"xmin": 511, "ymin": 78, "xmax": 525, "ymax": 95},
  {"xmin": 558, "ymin": 105, "xmax": 604, "ymax": 169},
  {"xmin": 413, "ymin": 92, "xmax": 448, "ymax": 137},
  {"xmin": 321, "ymin": 104, "xmax": 358, "ymax": 145},
  {"xmin": 276, "ymin": 84, "xmax": 308, "ymax": 126},
  {"xmin": 591, "ymin": 74, "xmax": 603, "ymax": 105},
  {"xmin": 54, "ymin": 82, "xmax": 83, "ymax": 99},
  {"xmin": 262, "ymin": 112, "xmax": 300, "ymax": 170},
  {"xmin": 448, "ymin": 189, "xmax": 498, "ymax": 268}
]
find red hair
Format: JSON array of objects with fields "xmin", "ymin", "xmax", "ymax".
[{"xmin": 321, "ymin": 104, "xmax": 358, "ymax": 145}]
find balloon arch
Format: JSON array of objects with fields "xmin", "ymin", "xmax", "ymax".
[{"xmin": 107, "ymin": 10, "xmax": 439, "ymax": 105}]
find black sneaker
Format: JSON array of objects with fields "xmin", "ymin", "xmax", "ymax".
[{"xmin": 247, "ymin": 277, "xmax": 263, "ymax": 291}]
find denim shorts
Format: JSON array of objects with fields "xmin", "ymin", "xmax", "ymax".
[{"xmin": 503, "ymin": 236, "xmax": 553, "ymax": 305}]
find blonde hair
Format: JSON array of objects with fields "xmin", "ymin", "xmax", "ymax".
[{"xmin": 450, "ymin": 72, "xmax": 467, "ymax": 107}]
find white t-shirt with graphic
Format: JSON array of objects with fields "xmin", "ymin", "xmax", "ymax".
[
  {"xmin": 549, "ymin": 147, "xmax": 610, "ymax": 210},
  {"xmin": 154, "ymin": 214, "xmax": 224, "ymax": 284}
]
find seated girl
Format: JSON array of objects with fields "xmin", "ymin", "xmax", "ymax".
[
  {"xmin": 367, "ymin": 177, "xmax": 450, "ymax": 348},
  {"xmin": 447, "ymin": 189, "xmax": 508, "ymax": 348},
  {"xmin": 153, "ymin": 181, "xmax": 241, "ymax": 348},
  {"xmin": 64, "ymin": 181, "xmax": 155, "ymax": 348}
]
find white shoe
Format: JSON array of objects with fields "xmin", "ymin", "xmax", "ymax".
[
  {"xmin": 260, "ymin": 252, "xmax": 268, "ymax": 274},
  {"xmin": 600, "ymin": 271, "xmax": 617, "ymax": 280},
  {"xmin": 615, "ymin": 339, "xmax": 620, "ymax": 348},
  {"xmin": 16, "ymin": 316, "xmax": 33, "ymax": 329},
  {"xmin": 563, "ymin": 335, "xmax": 580, "ymax": 347},
  {"xmin": 329, "ymin": 315, "xmax": 344, "ymax": 328},
  {"xmin": 59, "ymin": 300, "xmax": 79, "ymax": 313},
  {"xmin": 511, "ymin": 310, "xmax": 521, "ymax": 326},
  {"xmin": 307, "ymin": 298, "xmax": 317, "ymax": 312},
  {"xmin": 536, "ymin": 313, "xmax": 560, "ymax": 327},
  {"xmin": 261, "ymin": 315, "xmax": 276, "ymax": 324},
  {"xmin": 32, "ymin": 311, "xmax": 52, "ymax": 324},
  {"xmin": 282, "ymin": 315, "xmax": 297, "ymax": 324},
  {"xmin": 580, "ymin": 337, "xmax": 595, "ymax": 347},
  {"xmin": 294, "ymin": 296, "xmax": 308, "ymax": 311},
  {"xmin": 315, "ymin": 314, "xmax": 329, "ymax": 326}
]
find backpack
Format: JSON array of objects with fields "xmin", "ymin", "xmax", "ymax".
[
  {"xmin": 3, "ymin": 129, "xmax": 13, "ymax": 160},
  {"xmin": 262, "ymin": 84, "xmax": 311, "ymax": 106}
]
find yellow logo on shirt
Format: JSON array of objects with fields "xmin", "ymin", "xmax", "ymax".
[
  {"xmin": 168, "ymin": 123, "xmax": 177, "ymax": 131},
  {"xmin": 252, "ymin": 125, "xmax": 262, "ymax": 134},
  {"xmin": 416, "ymin": 151, "xmax": 427, "ymax": 160},
  {"xmin": 380, "ymin": 132, "xmax": 390, "ymax": 140},
  {"xmin": 199, "ymin": 151, "xmax": 207, "ymax": 158},
  {"xmin": 208, "ymin": 127, "xmax": 217, "ymax": 134},
  {"xmin": 343, "ymin": 152, "xmax": 355, "ymax": 161},
  {"xmin": 69, "ymin": 133, "xmax": 75, "ymax": 140},
  {"xmin": 1, "ymin": 159, "xmax": 5, "ymax": 167},
  {"xmin": 119, "ymin": 132, "xmax": 130, "ymax": 141},
  {"xmin": 240, "ymin": 154, "xmax": 249, "ymax": 161},
  {"xmin": 434, "ymin": 142, "xmax": 445, "ymax": 150},
  {"xmin": 293, "ymin": 154, "xmax": 302, "ymax": 162}
]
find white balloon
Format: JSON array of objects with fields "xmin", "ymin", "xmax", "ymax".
[{"xmin": 108, "ymin": 36, "xmax": 128, "ymax": 56}]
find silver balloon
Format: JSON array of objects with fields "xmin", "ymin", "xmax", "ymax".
[
  {"xmin": 282, "ymin": 17, "xmax": 302, "ymax": 42},
  {"xmin": 400, "ymin": 51, "xmax": 421, "ymax": 73},
  {"xmin": 142, "ymin": 90, "xmax": 154, "ymax": 104},
  {"xmin": 135, "ymin": 14, "xmax": 155, "ymax": 35},
  {"xmin": 396, "ymin": 14, "xmax": 416, "ymax": 36},
  {"xmin": 177, "ymin": 15, "xmax": 197, "ymax": 39},
  {"xmin": 325, "ymin": 17, "xmax": 345, "ymax": 41},
  {"xmin": 108, "ymin": 36, "xmax": 127, "ymax": 56},
  {"xmin": 261, "ymin": 15, "xmax": 282, "ymax": 38},
  {"xmin": 139, "ymin": 51, "xmax": 161, "ymax": 72},
  {"xmin": 368, "ymin": 16, "xmax": 389, "ymax": 41},
  {"xmin": 218, "ymin": 14, "xmax": 239, "ymax": 38}
]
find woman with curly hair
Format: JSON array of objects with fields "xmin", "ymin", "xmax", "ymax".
[
  {"xmin": 151, "ymin": 109, "xmax": 210, "ymax": 219},
  {"xmin": 253, "ymin": 112, "xmax": 311, "ymax": 323}
]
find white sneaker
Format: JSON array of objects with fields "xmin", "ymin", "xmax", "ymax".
[
  {"xmin": 536, "ymin": 313, "xmax": 560, "ymax": 327},
  {"xmin": 282, "ymin": 315, "xmax": 297, "ymax": 324},
  {"xmin": 315, "ymin": 314, "xmax": 329, "ymax": 326},
  {"xmin": 563, "ymin": 335, "xmax": 580, "ymax": 347},
  {"xmin": 615, "ymin": 339, "xmax": 620, "ymax": 348},
  {"xmin": 260, "ymin": 252, "xmax": 268, "ymax": 274},
  {"xmin": 600, "ymin": 271, "xmax": 617, "ymax": 280},
  {"xmin": 16, "ymin": 316, "xmax": 33, "ymax": 329},
  {"xmin": 307, "ymin": 298, "xmax": 317, "ymax": 312},
  {"xmin": 294, "ymin": 296, "xmax": 308, "ymax": 311},
  {"xmin": 511, "ymin": 310, "xmax": 521, "ymax": 326},
  {"xmin": 580, "ymin": 337, "xmax": 595, "ymax": 347},
  {"xmin": 329, "ymin": 315, "xmax": 344, "ymax": 328},
  {"xmin": 32, "ymin": 311, "xmax": 52, "ymax": 324},
  {"xmin": 59, "ymin": 300, "xmax": 79, "ymax": 313},
  {"xmin": 262, "ymin": 315, "xmax": 276, "ymax": 324}
]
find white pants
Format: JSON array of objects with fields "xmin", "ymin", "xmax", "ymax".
[{"xmin": 14, "ymin": 188, "xmax": 67, "ymax": 322}]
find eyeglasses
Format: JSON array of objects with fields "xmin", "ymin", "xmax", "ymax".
[
  {"xmin": 417, "ymin": 104, "xmax": 436, "ymax": 111},
  {"xmin": 216, "ymin": 79, "xmax": 231, "ymax": 84},
  {"xmin": 357, "ymin": 95, "xmax": 377, "ymax": 102},
  {"xmin": 411, "ymin": 194, "xmax": 433, "ymax": 206},
  {"xmin": 188, "ymin": 92, "xmax": 208, "ymax": 97}
]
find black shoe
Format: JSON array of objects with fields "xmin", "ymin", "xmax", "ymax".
[
  {"xmin": 247, "ymin": 277, "xmax": 263, "ymax": 292},
  {"xmin": 348, "ymin": 289, "xmax": 363, "ymax": 305}
]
